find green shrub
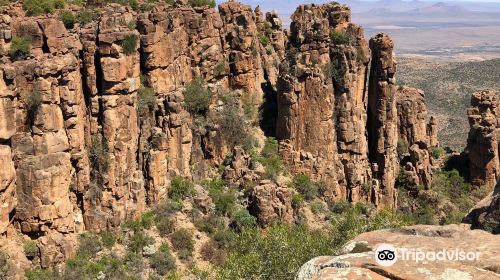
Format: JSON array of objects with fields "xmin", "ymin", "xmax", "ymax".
[
  {"xmin": 23, "ymin": 240, "xmax": 38, "ymax": 258},
  {"xmin": 89, "ymin": 134, "xmax": 109, "ymax": 173},
  {"xmin": 188, "ymin": 0, "xmax": 215, "ymax": 7},
  {"xmin": 121, "ymin": 34, "xmax": 138, "ymax": 55},
  {"xmin": 154, "ymin": 199, "xmax": 183, "ymax": 217},
  {"xmin": 291, "ymin": 193, "xmax": 304, "ymax": 209},
  {"xmin": 232, "ymin": 209, "xmax": 257, "ymax": 229},
  {"xmin": 8, "ymin": 36, "xmax": 31, "ymax": 60},
  {"xmin": 200, "ymin": 240, "xmax": 225, "ymax": 265},
  {"xmin": 258, "ymin": 32, "xmax": 270, "ymax": 47},
  {"xmin": 290, "ymin": 175, "xmax": 318, "ymax": 200},
  {"xmin": 100, "ymin": 232, "xmax": 116, "ymax": 249},
  {"xmin": 23, "ymin": 0, "xmax": 65, "ymax": 16},
  {"xmin": 213, "ymin": 60, "xmax": 228, "ymax": 77},
  {"xmin": 140, "ymin": 211, "xmax": 155, "ymax": 229},
  {"xmin": 60, "ymin": 11, "xmax": 75, "ymax": 29},
  {"xmin": 170, "ymin": 229, "xmax": 194, "ymax": 259},
  {"xmin": 0, "ymin": 250, "xmax": 9, "ymax": 279},
  {"xmin": 431, "ymin": 147, "xmax": 446, "ymax": 159},
  {"xmin": 26, "ymin": 90, "xmax": 42, "ymax": 124},
  {"xmin": 76, "ymin": 9, "xmax": 93, "ymax": 25},
  {"xmin": 168, "ymin": 176, "xmax": 195, "ymax": 201},
  {"xmin": 310, "ymin": 202, "xmax": 327, "ymax": 214},
  {"xmin": 156, "ymin": 217, "xmax": 175, "ymax": 237},
  {"xmin": 183, "ymin": 78, "xmax": 212, "ymax": 116},
  {"xmin": 397, "ymin": 138, "xmax": 410, "ymax": 158},
  {"xmin": 217, "ymin": 225, "xmax": 334, "ymax": 280},
  {"xmin": 329, "ymin": 30, "xmax": 351, "ymax": 45},
  {"xmin": 128, "ymin": 231, "xmax": 154, "ymax": 254},
  {"xmin": 194, "ymin": 213, "xmax": 225, "ymax": 235},
  {"xmin": 217, "ymin": 93, "xmax": 255, "ymax": 150},
  {"xmin": 25, "ymin": 268, "xmax": 57, "ymax": 280},
  {"xmin": 78, "ymin": 233, "xmax": 102, "ymax": 258},
  {"xmin": 208, "ymin": 180, "xmax": 236, "ymax": 217},
  {"xmin": 322, "ymin": 62, "xmax": 340, "ymax": 80},
  {"xmin": 150, "ymin": 244, "xmax": 176, "ymax": 276}
]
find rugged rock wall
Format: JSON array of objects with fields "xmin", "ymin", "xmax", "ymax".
[
  {"xmin": 466, "ymin": 90, "xmax": 500, "ymax": 188},
  {"xmin": 0, "ymin": 0, "xmax": 441, "ymax": 268}
]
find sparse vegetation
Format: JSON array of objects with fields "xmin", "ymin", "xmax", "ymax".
[
  {"xmin": 290, "ymin": 175, "xmax": 319, "ymax": 200},
  {"xmin": 431, "ymin": 147, "xmax": 446, "ymax": 159},
  {"xmin": 9, "ymin": 36, "xmax": 31, "ymax": 60},
  {"xmin": 60, "ymin": 11, "xmax": 76, "ymax": 29},
  {"xmin": 23, "ymin": 0, "xmax": 65, "ymax": 16},
  {"xmin": 137, "ymin": 86, "xmax": 156, "ymax": 116},
  {"xmin": 89, "ymin": 134, "xmax": 109, "ymax": 173},
  {"xmin": 217, "ymin": 92, "xmax": 256, "ymax": 150},
  {"xmin": 188, "ymin": 0, "xmax": 215, "ymax": 8},
  {"xmin": 0, "ymin": 250, "xmax": 9, "ymax": 279},
  {"xmin": 397, "ymin": 138, "xmax": 410, "ymax": 158},
  {"xmin": 168, "ymin": 176, "xmax": 195, "ymax": 201},
  {"xmin": 329, "ymin": 30, "xmax": 352, "ymax": 45},
  {"xmin": 258, "ymin": 32, "xmax": 270, "ymax": 47},
  {"xmin": 121, "ymin": 34, "xmax": 138, "ymax": 55},
  {"xmin": 76, "ymin": 9, "xmax": 93, "ymax": 25},
  {"xmin": 170, "ymin": 228, "xmax": 195, "ymax": 260},
  {"xmin": 27, "ymin": 90, "xmax": 42, "ymax": 124},
  {"xmin": 150, "ymin": 244, "xmax": 176, "ymax": 276},
  {"xmin": 23, "ymin": 240, "xmax": 38, "ymax": 259},
  {"xmin": 214, "ymin": 60, "xmax": 228, "ymax": 77},
  {"xmin": 183, "ymin": 78, "xmax": 212, "ymax": 116},
  {"xmin": 208, "ymin": 178, "xmax": 237, "ymax": 217}
]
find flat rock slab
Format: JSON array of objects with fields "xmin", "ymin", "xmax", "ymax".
[{"xmin": 296, "ymin": 224, "xmax": 500, "ymax": 280}]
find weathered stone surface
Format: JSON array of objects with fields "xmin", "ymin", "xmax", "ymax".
[
  {"xmin": 464, "ymin": 180, "xmax": 500, "ymax": 234},
  {"xmin": 297, "ymin": 224, "xmax": 500, "ymax": 280},
  {"xmin": 249, "ymin": 180, "xmax": 294, "ymax": 228},
  {"xmin": 0, "ymin": 145, "xmax": 16, "ymax": 234},
  {"xmin": 395, "ymin": 86, "xmax": 438, "ymax": 188},
  {"xmin": 465, "ymin": 90, "xmax": 500, "ymax": 188}
]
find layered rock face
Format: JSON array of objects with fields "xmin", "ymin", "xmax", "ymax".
[
  {"xmin": 297, "ymin": 224, "xmax": 500, "ymax": 280},
  {"xmin": 0, "ymin": 0, "xmax": 442, "ymax": 268},
  {"xmin": 0, "ymin": 0, "xmax": 282, "ymax": 267},
  {"xmin": 466, "ymin": 90, "xmax": 500, "ymax": 188}
]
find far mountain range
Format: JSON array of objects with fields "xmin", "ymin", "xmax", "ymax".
[{"xmin": 228, "ymin": 0, "xmax": 500, "ymax": 60}]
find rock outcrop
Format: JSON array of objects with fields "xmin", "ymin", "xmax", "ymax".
[
  {"xmin": 248, "ymin": 180, "xmax": 294, "ymax": 228},
  {"xmin": 396, "ymin": 86, "xmax": 438, "ymax": 189},
  {"xmin": 464, "ymin": 180, "xmax": 500, "ymax": 234},
  {"xmin": 297, "ymin": 224, "xmax": 500, "ymax": 280},
  {"xmin": 465, "ymin": 90, "xmax": 500, "ymax": 188}
]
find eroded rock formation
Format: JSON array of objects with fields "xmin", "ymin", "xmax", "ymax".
[
  {"xmin": 0, "ymin": 0, "xmax": 443, "ymax": 269},
  {"xmin": 466, "ymin": 90, "xmax": 500, "ymax": 188},
  {"xmin": 396, "ymin": 86, "xmax": 438, "ymax": 189}
]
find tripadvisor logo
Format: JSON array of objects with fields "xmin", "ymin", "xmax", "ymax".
[{"xmin": 374, "ymin": 243, "xmax": 481, "ymax": 267}]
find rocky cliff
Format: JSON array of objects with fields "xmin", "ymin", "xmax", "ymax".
[{"xmin": 0, "ymin": 0, "xmax": 443, "ymax": 270}]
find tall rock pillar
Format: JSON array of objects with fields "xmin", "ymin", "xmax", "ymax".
[
  {"xmin": 466, "ymin": 90, "xmax": 500, "ymax": 188},
  {"xmin": 367, "ymin": 33, "xmax": 398, "ymax": 208}
]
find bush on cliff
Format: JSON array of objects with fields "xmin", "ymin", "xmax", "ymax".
[
  {"xmin": 183, "ymin": 78, "xmax": 212, "ymax": 116},
  {"xmin": 168, "ymin": 176, "xmax": 195, "ymax": 201},
  {"xmin": 121, "ymin": 34, "xmax": 138, "ymax": 55},
  {"xmin": 23, "ymin": 0, "xmax": 65, "ymax": 16},
  {"xmin": 329, "ymin": 30, "xmax": 352, "ymax": 45},
  {"xmin": 137, "ymin": 86, "xmax": 156, "ymax": 116},
  {"xmin": 60, "ymin": 11, "xmax": 76, "ymax": 29},
  {"xmin": 0, "ymin": 250, "xmax": 9, "ymax": 279},
  {"xmin": 8, "ymin": 36, "xmax": 31, "ymax": 60},
  {"xmin": 188, "ymin": 0, "xmax": 215, "ymax": 8}
]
